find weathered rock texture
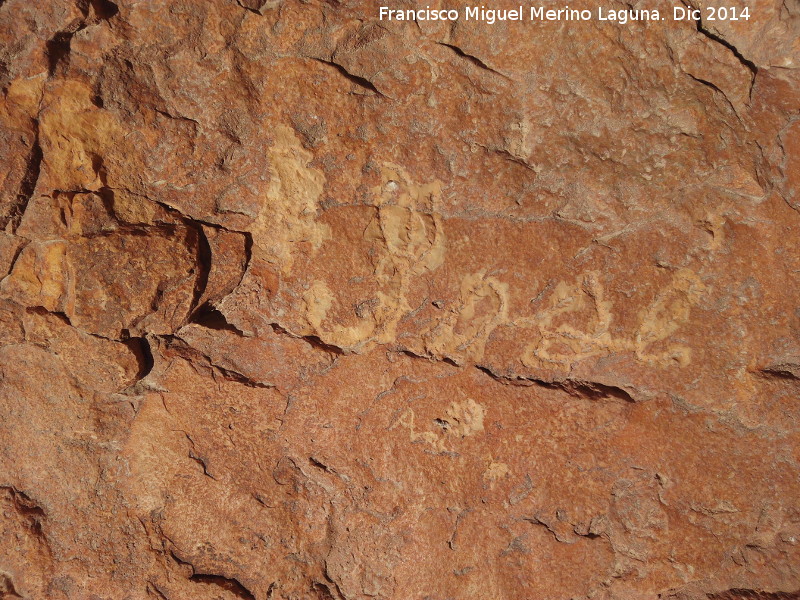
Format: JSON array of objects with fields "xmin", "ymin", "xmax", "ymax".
[{"xmin": 1, "ymin": 0, "xmax": 799, "ymax": 598}]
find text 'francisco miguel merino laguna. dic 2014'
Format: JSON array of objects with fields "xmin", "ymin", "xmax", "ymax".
[{"xmin": 378, "ymin": 5, "xmax": 752, "ymax": 24}]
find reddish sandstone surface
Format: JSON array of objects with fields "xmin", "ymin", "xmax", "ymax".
[{"xmin": 1, "ymin": 0, "xmax": 799, "ymax": 598}]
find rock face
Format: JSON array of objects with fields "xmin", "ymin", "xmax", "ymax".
[{"xmin": 1, "ymin": 0, "xmax": 799, "ymax": 598}]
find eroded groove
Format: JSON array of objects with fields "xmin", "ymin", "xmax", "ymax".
[
  {"xmin": 322, "ymin": 567, "xmax": 346, "ymax": 600},
  {"xmin": 475, "ymin": 143, "xmax": 536, "ymax": 172},
  {"xmin": 0, "ymin": 485, "xmax": 50, "ymax": 557},
  {"xmin": 146, "ymin": 582, "xmax": 170, "ymax": 600},
  {"xmin": 65, "ymin": 220, "xmax": 183, "ymax": 239},
  {"xmin": 184, "ymin": 433, "xmax": 217, "ymax": 480},
  {"xmin": 0, "ymin": 573, "xmax": 22, "ymax": 599},
  {"xmin": 236, "ymin": 0, "xmax": 272, "ymax": 15},
  {"xmin": 8, "ymin": 129, "xmax": 42, "ymax": 231},
  {"xmin": 522, "ymin": 515, "xmax": 601, "ymax": 544},
  {"xmin": 686, "ymin": 73, "xmax": 741, "ymax": 118},
  {"xmin": 188, "ymin": 453, "xmax": 215, "ymax": 479},
  {"xmin": 395, "ymin": 348, "xmax": 461, "ymax": 367},
  {"xmin": 564, "ymin": 380, "xmax": 636, "ymax": 403},
  {"xmin": 759, "ymin": 363, "xmax": 800, "ymax": 380},
  {"xmin": 312, "ymin": 58, "xmax": 386, "ymax": 97},
  {"xmin": 188, "ymin": 225, "xmax": 212, "ymax": 320},
  {"xmin": 3, "ymin": 239, "xmax": 28, "ymax": 279},
  {"xmin": 215, "ymin": 364, "xmax": 273, "ymax": 388},
  {"xmin": 475, "ymin": 365, "xmax": 636, "ymax": 402},
  {"xmin": 25, "ymin": 306, "xmax": 72, "ymax": 326},
  {"xmin": 270, "ymin": 322, "xmax": 345, "ymax": 355},
  {"xmin": 695, "ymin": 19, "xmax": 757, "ymax": 100},
  {"xmin": 438, "ymin": 42, "xmax": 511, "ymax": 80},
  {"xmin": 166, "ymin": 334, "xmax": 273, "ymax": 388},
  {"xmin": 241, "ymin": 230, "xmax": 253, "ymax": 283},
  {"xmin": 311, "ymin": 581, "xmax": 338, "ymax": 600},
  {"xmin": 705, "ymin": 589, "xmax": 800, "ymax": 599},
  {"xmin": 189, "ymin": 574, "xmax": 256, "ymax": 600},
  {"xmin": 1, "ymin": 485, "xmax": 45, "ymax": 518}
]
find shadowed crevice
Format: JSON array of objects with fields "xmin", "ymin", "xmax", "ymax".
[
  {"xmin": 0, "ymin": 572, "xmax": 22, "ymax": 599},
  {"xmin": 758, "ymin": 366, "xmax": 800, "ymax": 381},
  {"xmin": 270, "ymin": 322, "xmax": 345, "ymax": 355},
  {"xmin": 475, "ymin": 365, "xmax": 636, "ymax": 403},
  {"xmin": 46, "ymin": 30, "xmax": 77, "ymax": 76},
  {"xmin": 189, "ymin": 307, "xmax": 245, "ymax": 334},
  {"xmin": 695, "ymin": 21, "xmax": 757, "ymax": 76},
  {"xmin": 312, "ymin": 58, "xmax": 386, "ymax": 97},
  {"xmin": 88, "ymin": 0, "xmax": 119, "ymax": 20},
  {"xmin": 188, "ymin": 225, "xmax": 212, "ymax": 320},
  {"xmin": 8, "ymin": 129, "xmax": 42, "ymax": 231},
  {"xmin": 705, "ymin": 589, "xmax": 800, "ymax": 599},
  {"xmin": 438, "ymin": 42, "xmax": 511, "ymax": 80},
  {"xmin": 189, "ymin": 574, "xmax": 256, "ymax": 600},
  {"xmin": 125, "ymin": 336, "xmax": 154, "ymax": 382}
]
